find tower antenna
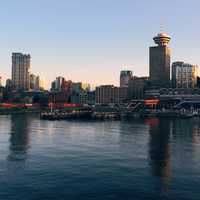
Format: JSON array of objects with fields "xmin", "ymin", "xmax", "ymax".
[{"xmin": 160, "ymin": 23, "xmax": 164, "ymax": 33}]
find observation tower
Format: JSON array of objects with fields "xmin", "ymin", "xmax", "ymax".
[
  {"xmin": 149, "ymin": 32, "xmax": 171, "ymax": 87},
  {"xmin": 153, "ymin": 32, "xmax": 171, "ymax": 46}
]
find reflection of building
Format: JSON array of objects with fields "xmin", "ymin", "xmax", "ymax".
[
  {"xmin": 147, "ymin": 118, "xmax": 171, "ymax": 189},
  {"xmin": 8, "ymin": 115, "xmax": 30, "ymax": 161},
  {"xmin": 120, "ymin": 70, "xmax": 133, "ymax": 87},
  {"xmin": 12, "ymin": 53, "xmax": 31, "ymax": 91},
  {"xmin": 172, "ymin": 62, "xmax": 198, "ymax": 88},
  {"xmin": 128, "ymin": 76, "xmax": 148, "ymax": 99},
  {"xmin": 149, "ymin": 33, "xmax": 171, "ymax": 88},
  {"xmin": 95, "ymin": 85, "xmax": 128, "ymax": 104}
]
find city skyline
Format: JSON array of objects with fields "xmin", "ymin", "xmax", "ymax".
[{"xmin": 0, "ymin": 0, "xmax": 200, "ymax": 88}]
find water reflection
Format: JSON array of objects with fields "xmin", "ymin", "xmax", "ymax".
[
  {"xmin": 171, "ymin": 118, "xmax": 200, "ymax": 163},
  {"xmin": 8, "ymin": 115, "xmax": 30, "ymax": 161},
  {"xmin": 146, "ymin": 118, "xmax": 171, "ymax": 191},
  {"xmin": 171, "ymin": 118, "xmax": 200, "ymax": 144}
]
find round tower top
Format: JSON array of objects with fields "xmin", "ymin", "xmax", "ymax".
[{"xmin": 153, "ymin": 32, "xmax": 171, "ymax": 46}]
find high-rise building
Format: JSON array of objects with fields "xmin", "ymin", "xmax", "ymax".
[
  {"xmin": 0, "ymin": 76, "xmax": 2, "ymax": 87},
  {"xmin": 30, "ymin": 74, "xmax": 37, "ymax": 90},
  {"xmin": 120, "ymin": 70, "xmax": 133, "ymax": 87},
  {"xmin": 38, "ymin": 77, "xmax": 45, "ymax": 90},
  {"xmin": 12, "ymin": 53, "xmax": 31, "ymax": 91},
  {"xmin": 51, "ymin": 76, "xmax": 65, "ymax": 91},
  {"xmin": 149, "ymin": 33, "xmax": 171, "ymax": 88},
  {"xmin": 172, "ymin": 62, "xmax": 198, "ymax": 88},
  {"xmin": 35, "ymin": 76, "xmax": 41, "ymax": 90},
  {"xmin": 5, "ymin": 79, "xmax": 13, "ymax": 90},
  {"xmin": 30, "ymin": 74, "xmax": 43, "ymax": 91}
]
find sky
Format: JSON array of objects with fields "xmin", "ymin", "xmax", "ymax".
[{"xmin": 0, "ymin": 0, "xmax": 200, "ymax": 88}]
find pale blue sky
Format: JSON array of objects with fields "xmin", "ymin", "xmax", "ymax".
[{"xmin": 0, "ymin": 0, "xmax": 200, "ymax": 88}]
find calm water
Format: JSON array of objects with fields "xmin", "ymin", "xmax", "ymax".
[{"xmin": 0, "ymin": 114, "xmax": 200, "ymax": 200}]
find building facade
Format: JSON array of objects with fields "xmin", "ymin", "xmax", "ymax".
[
  {"xmin": 95, "ymin": 85, "xmax": 128, "ymax": 104},
  {"xmin": 172, "ymin": 62, "xmax": 198, "ymax": 88},
  {"xmin": 128, "ymin": 76, "xmax": 148, "ymax": 100},
  {"xmin": 12, "ymin": 53, "xmax": 31, "ymax": 91},
  {"xmin": 51, "ymin": 77, "xmax": 66, "ymax": 91},
  {"xmin": 30, "ymin": 74, "xmax": 43, "ymax": 91},
  {"xmin": 149, "ymin": 33, "xmax": 171, "ymax": 88},
  {"xmin": 120, "ymin": 70, "xmax": 133, "ymax": 87}
]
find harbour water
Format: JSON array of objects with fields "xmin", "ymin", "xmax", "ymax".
[{"xmin": 0, "ymin": 114, "xmax": 200, "ymax": 200}]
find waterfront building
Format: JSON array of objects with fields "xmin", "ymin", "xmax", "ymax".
[
  {"xmin": 51, "ymin": 76, "xmax": 69, "ymax": 91},
  {"xmin": 12, "ymin": 53, "xmax": 31, "ymax": 91},
  {"xmin": 87, "ymin": 91, "xmax": 95, "ymax": 105},
  {"xmin": 71, "ymin": 90, "xmax": 95, "ymax": 105},
  {"xmin": 55, "ymin": 76, "xmax": 65, "ymax": 91},
  {"xmin": 128, "ymin": 76, "xmax": 148, "ymax": 100},
  {"xmin": 49, "ymin": 91, "xmax": 71, "ymax": 103},
  {"xmin": 81, "ymin": 83, "xmax": 90, "ymax": 91},
  {"xmin": 36, "ymin": 76, "xmax": 45, "ymax": 91},
  {"xmin": 172, "ymin": 62, "xmax": 198, "ymax": 88},
  {"xmin": 95, "ymin": 85, "xmax": 128, "ymax": 104},
  {"xmin": 5, "ymin": 79, "xmax": 13, "ymax": 90},
  {"xmin": 71, "ymin": 94, "xmax": 80, "ymax": 104},
  {"xmin": 79, "ymin": 92, "xmax": 89, "ymax": 104},
  {"xmin": 0, "ymin": 76, "xmax": 2, "ymax": 87},
  {"xmin": 50, "ymin": 78, "xmax": 72, "ymax": 103},
  {"xmin": 79, "ymin": 91, "xmax": 95, "ymax": 105},
  {"xmin": 145, "ymin": 88, "xmax": 200, "ymax": 100},
  {"xmin": 149, "ymin": 33, "xmax": 171, "ymax": 88},
  {"xmin": 71, "ymin": 82, "xmax": 90, "ymax": 94},
  {"xmin": 120, "ymin": 70, "xmax": 133, "ymax": 87},
  {"xmin": 30, "ymin": 74, "xmax": 36, "ymax": 90},
  {"xmin": 51, "ymin": 81, "xmax": 56, "ymax": 91},
  {"xmin": 30, "ymin": 74, "xmax": 37, "ymax": 91},
  {"xmin": 0, "ymin": 92, "xmax": 3, "ymax": 102},
  {"xmin": 39, "ymin": 78, "xmax": 45, "ymax": 91},
  {"xmin": 71, "ymin": 82, "xmax": 82, "ymax": 94},
  {"xmin": 60, "ymin": 80, "xmax": 72, "ymax": 92},
  {"xmin": 197, "ymin": 76, "xmax": 200, "ymax": 88},
  {"xmin": 30, "ymin": 74, "xmax": 43, "ymax": 91}
]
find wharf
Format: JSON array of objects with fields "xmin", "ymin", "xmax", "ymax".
[
  {"xmin": 40, "ymin": 110, "xmax": 92, "ymax": 120},
  {"xmin": 40, "ymin": 108, "xmax": 200, "ymax": 120}
]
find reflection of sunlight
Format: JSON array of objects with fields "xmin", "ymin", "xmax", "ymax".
[
  {"xmin": 7, "ymin": 115, "xmax": 31, "ymax": 162},
  {"xmin": 34, "ymin": 120, "xmax": 56, "ymax": 145},
  {"xmin": 191, "ymin": 126, "xmax": 199, "ymax": 144},
  {"xmin": 191, "ymin": 124, "xmax": 200, "ymax": 166}
]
